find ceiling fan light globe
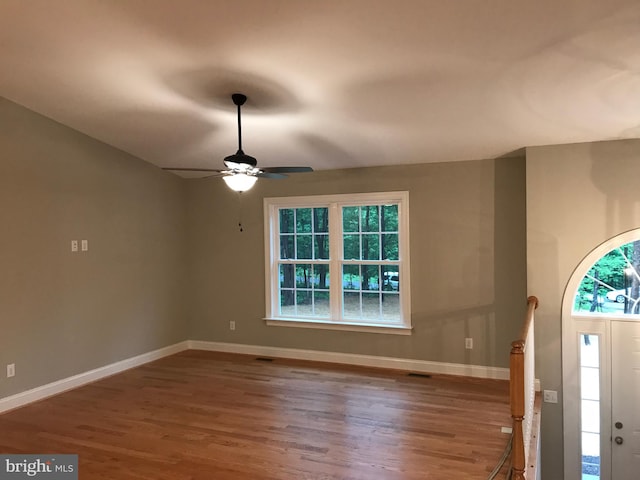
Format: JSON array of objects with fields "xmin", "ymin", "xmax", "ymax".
[{"xmin": 222, "ymin": 173, "xmax": 258, "ymax": 192}]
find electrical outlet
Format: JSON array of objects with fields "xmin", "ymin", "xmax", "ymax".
[
  {"xmin": 71, "ymin": 240, "xmax": 78, "ymax": 252},
  {"xmin": 465, "ymin": 337, "xmax": 473, "ymax": 349},
  {"xmin": 543, "ymin": 389, "xmax": 558, "ymax": 403},
  {"xmin": 229, "ymin": 321, "xmax": 236, "ymax": 331},
  {"xmin": 7, "ymin": 363, "xmax": 15, "ymax": 378}
]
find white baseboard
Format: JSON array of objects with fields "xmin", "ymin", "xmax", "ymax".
[
  {"xmin": 188, "ymin": 340, "xmax": 511, "ymax": 380},
  {"xmin": 1, "ymin": 340, "xmax": 515, "ymax": 414},
  {"xmin": 0, "ymin": 341, "xmax": 189, "ymax": 414}
]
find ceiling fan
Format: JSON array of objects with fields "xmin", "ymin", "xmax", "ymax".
[{"xmin": 163, "ymin": 93, "xmax": 313, "ymax": 192}]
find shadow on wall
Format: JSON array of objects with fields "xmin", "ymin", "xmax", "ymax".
[
  {"xmin": 493, "ymin": 156, "xmax": 528, "ymax": 366},
  {"xmin": 408, "ymin": 157, "xmax": 527, "ymax": 368},
  {"xmin": 410, "ymin": 303, "xmax": 497, "ymax": 366},
  {"xmin": 589, "ymin": 140, "xmax": 640, "ymax": 238}
]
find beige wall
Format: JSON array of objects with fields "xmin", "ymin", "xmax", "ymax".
[
  {"xmin": 187, "ymin": 157, "xmax": 527, "ymax": 368},
  {"xmin": 527, "ymin": 138, "xmax": 640, "ymax": 479},
  {"xmin": 0, "ymin": 98, "xmax": 189, "ymax": 398}
]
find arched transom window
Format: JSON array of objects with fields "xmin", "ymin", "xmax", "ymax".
[{"xmin": 573, "ymin": 239, "xmax": 640, "ymax": 315}]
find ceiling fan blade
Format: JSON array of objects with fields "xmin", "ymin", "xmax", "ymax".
[
  {"xmin": 256, "ymin": 172, "xmax": 288, "ymax": 179},
  {"xmin": 260, "ymin": 166, "xmax": 314, "ymax": 174},
  {"xmin": 162, "ymin": 167, "xmax": 224, "ymax": 173},
  {"xmin": 162, "ymin": 167, "xmax": 227, "ymax": 178}
]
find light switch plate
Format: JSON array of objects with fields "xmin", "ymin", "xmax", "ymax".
[{"xmin": 543, "ymin": 389, "xmax": 558, "ymax": 403}]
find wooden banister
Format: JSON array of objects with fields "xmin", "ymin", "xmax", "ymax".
[
  {"xmin": 509, "ymin": 295, "xmax": 538, "ymax": 480},
  {"xmin": 518, "ymin": 296, "xmax": 538, "ymax": 343}
]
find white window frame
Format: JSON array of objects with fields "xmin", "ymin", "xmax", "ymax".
[{"xmin": 263, "ymin": 191, "xmax": 411, "ymax": 335}]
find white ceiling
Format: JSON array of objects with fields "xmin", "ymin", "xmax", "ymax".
[{"xmin": 1, "ymin": 0, "xmax": 639, "ymax": 176}]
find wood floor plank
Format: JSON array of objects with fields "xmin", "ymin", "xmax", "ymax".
[{"xmin": 0, "ymin": 351, "xmax": 511, "ymax": 479}]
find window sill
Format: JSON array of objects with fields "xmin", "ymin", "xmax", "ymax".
[{"xmin": 264, "ymin": 318, "xmax": 413, "ymax": 335}]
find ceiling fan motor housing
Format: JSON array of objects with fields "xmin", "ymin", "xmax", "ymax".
[
  {"xmin": 232, "ymin": 93, "xmax": 247, "ymax": 106},
  {"xmin": 224, "ymin": 152, "xmax": 258, "ymax": 169}
]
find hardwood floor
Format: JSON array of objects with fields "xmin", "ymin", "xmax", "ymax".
[{"xmin": 0, "ymin": 351, "xmax": 511, "ymax": 479}]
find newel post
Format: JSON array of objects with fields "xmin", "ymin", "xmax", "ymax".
[{"xmin": 510, "ymin": 339, "xmax": 526, "ymax": 480}]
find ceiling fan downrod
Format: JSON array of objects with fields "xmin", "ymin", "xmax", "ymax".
[{"xmin": 232, "ymin": 93, "xmax": 247, "ymax": 154}]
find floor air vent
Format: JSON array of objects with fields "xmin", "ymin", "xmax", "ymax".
[
  {"xmin": 255, "ymin": 357, "xmax": 274, "ymax": 362},
  {"xmin": 407, "ymin": 372, "xmax": 432, "ymax": 378}
]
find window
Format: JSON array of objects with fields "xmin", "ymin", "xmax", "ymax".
[
  {"xmin": 264, "ymin": 192, "xmax": 411, "ymax": 334},
  {"xmin": 580, "ymin": 334, "xmax": 601, "ymax": 479},
  {"xmin": 573, "ymin": 239, "xmax": 640, "ymax": 316}
]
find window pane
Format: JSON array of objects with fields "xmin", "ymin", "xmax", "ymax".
[
  {"xmin": 344, "ymin": 234, "xmax": 360, "ymax": 260},
  {"xmin": 581, "ymin": 335, "xmax": 599, "ymax": 368},
  {"xmin": 582, "ymin": 454, "xmax": 600, "ymax": 479},
  {"xmin": 296, "ymin": 290, "xmax": 311, "ymax": 310},
  {"xmin": 315, "ymin": 264, "xmax": 330, "ymax": 289},
  {"xmin": 296, "ymin": 208, "xmax": 312, "ymax": 233},
  {"xmin": 343, "ymin": 265, "xmax": 360, "ymax": 291},
  {"xmin": 280, "ymin": 264, "xmax": 294, "ymax": 288},
  {"xmin": 313, "ymin": 291, "xmax": 330, "ymax": 317},
  {"xmin": 279, "ymin": 208, "xmax": 294, "ymax": 233},
  {"xmin": 280, "ymin": 235, "xmax": 294, "ymax": 259},
  {"xmin": 382, "ymin": 293, "xmax": 400, "ymax": 320},
  {"xmin": 581, "ymin": 432, "xmax": 600, "ymax": 458},
  {"xmin": 279, "ymin": 294, "xmax": 295, "ymax": 315},
  {"xmin": 360, "ymin": 205, "xmax": 379, "ymax": 232},
  {"xmin": 361, "ymin": 233, "xmax": 380, "ymax": 260},
  {"xmin": 362, "ymin": 265, "xmax": 379, "ymax": 291},
  {"xmin": 581, "ymin": 399, "xmax": 600, "ymax": 433},
  {"xmin": 382, "ymin": 233, "xmax": 399, "ymax": 261},
  {"xmin": 343, "ymin": 206, "xmax": 359, "ymax": 232},
  {"xmin": 382, "ymin": 204, "xmax": 398, "ymax": 231},
  {"xmin": 296, "ymin": 264, "xmax": 312, "ymax": 288},
  {"xmin": 314, "ymin": 234, "xmax": 329, "ymax": 259},
  {"xmin": 382, "ymin": 266, "xmax": 400, "ymax": 292},
  {"xmin": 313, "ymin": 207, "xmax": 329, "ymax": 233},
  {"xmin": 362, "ymin": 292, "xmax": 380, "ymax": 320},
  {"xmin": 581, "ymin": 367, "xmax": 600, "ymax": 401},
  {"xmin": 343, "ymin": 291, "xmax": 361, "ymax": 318},
  {"xmin": 296, "ymin": 235, "xmax": 312, "ymax": 259}
]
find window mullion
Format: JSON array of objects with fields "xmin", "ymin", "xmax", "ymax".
[
  {"xmin": 279, "ymin": 259, "xmax": 325, "ymax": 264},
  {"xmin": 342, "ymin": 259, "xmax": 399, "ymax": 265},
  {"xmin": 293, "ymin": 209, "xmax": 298, "ymax": 262},
  {"xmin": 329, "ymin": 202, "xmax": 342, "ymax": 321}
]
